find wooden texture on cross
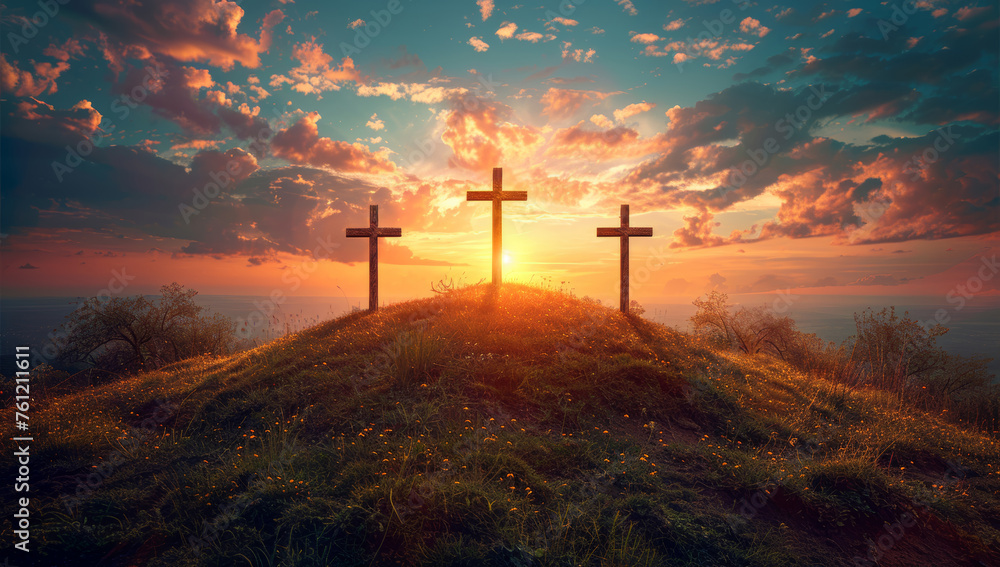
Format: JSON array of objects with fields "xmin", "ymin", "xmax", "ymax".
[
  {"xmin": 597, "ymin": 204, "xmax": 653, "ymax": 313},
  {"xmin": 466, "ymin": 167, "xmax": 527, "ymax": 285},
  {"xmin": 346, "ymin": 205, "xmax": 401, "ymax": 311}
]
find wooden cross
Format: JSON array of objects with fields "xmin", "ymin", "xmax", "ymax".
[
  {"xmin": 466, "ymin": 167, "xmax": 527, "ymax": 285},
  {"xmin": 346, "ymin": 205, "xmax": 401, "ymax": 311},
  {"xmin": 597, "ymin": 204, "xmax": 653, "ymax": 313}
]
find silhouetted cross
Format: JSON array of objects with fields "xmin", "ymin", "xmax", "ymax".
[
  {"xmin": 466, "ymin": 167, "xmax": 527, "ymax": 285},
  {"xmin": 346, "ymin": 205, "xmax": 401, "ymax": 311},
  {"xmin": 597, "ymin": 204, "xmax": 653, "ymax": 313}
]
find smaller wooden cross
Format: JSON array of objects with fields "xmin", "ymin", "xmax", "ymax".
[
  {"xmin": 346, "ymin": 205, "xmax": 401, "ymax": 311},
  {"xmin": 467, "ymin": 167, "xmax": 527, "ymax": 285},
  {"xmin": 597, "ymin": 204, "xmax": 653, "ymax": 313}
]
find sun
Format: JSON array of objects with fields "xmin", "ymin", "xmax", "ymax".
[{"xmin": 502, "ymin": 252, "xmax": 512, "ymax": 265}]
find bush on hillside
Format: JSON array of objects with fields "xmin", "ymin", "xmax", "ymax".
[
  {"xmin": 54, "ymin": 283, "xmax": 238, "ymax": 377},
  {"xmin": 691, "ymin": 293, "xmax": 998, "ymax": 431},
  {"xmin": 841, "ymin": 307, "xmax": 996, "ymax": 428},
  {"xmin": 690, "ymin": 291, "xmax": 833, "ymax": 372}
]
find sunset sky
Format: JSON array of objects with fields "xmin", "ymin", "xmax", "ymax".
[{"xmin": 1, "ymin": 0, "xmax": 997, "ymax": 303}]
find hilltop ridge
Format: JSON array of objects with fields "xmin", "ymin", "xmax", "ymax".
[{"xmin": 3, "ymin": 284, "xmax": 998, "ymax": 566}]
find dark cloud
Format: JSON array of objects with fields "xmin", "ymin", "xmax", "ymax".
[
  {"xmin": 622, "ymin": 2, "xmax": 1000, "ymax": 251},
  {"xmin": 732, "ymin": 48, "xmax": 798, "ymax": 81},
  {"xmin": 1, "ymin": 98, "xmax": 447, "ymax": 266}
]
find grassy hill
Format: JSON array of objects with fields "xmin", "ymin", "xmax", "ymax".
[{"xmin": 3, "ymin": 284, "xmax": 998, "ymax": 566}]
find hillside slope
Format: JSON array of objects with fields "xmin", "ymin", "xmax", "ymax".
[{"xmin": 3, "ymin": 284, "xmax": 998, "ymax": 566}]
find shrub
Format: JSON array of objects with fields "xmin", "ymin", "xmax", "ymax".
[{"xmin": 54, "ymin": 283, "xmax": 237, "ymax": 376}]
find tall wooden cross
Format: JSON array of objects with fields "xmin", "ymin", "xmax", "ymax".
[
  {"xmin": 597, "ymin": 204, "xmax": 653, "ymax": 313},
  {"xmin": 346, "ymin": 205, "xmax": 401, "ymax": 311},
  {"xmin": 466, "ymin": 167, "xmax": 527, "ymax": 285}
]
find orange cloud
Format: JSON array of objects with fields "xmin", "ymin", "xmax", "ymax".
[
  {"xmin": 541, "ymin": 88, "xmax": 617, "ymax": 120},
  {"xmin": 1, "ymin": 55, "xmax": 69, "ymax": 97},
  {"xmin": 739, "ymin": 17, "xmax": 770, "ymax": 38},
  {"xmin": 630, "ymin": 33, "xmax": 662, "ymax": 44},
  {"xmin": 271, "ymin": 112, "xmax": 396, "ymax": 174},
  {"xmin": 477, "ymin": 0, "xmax": 494, "ymax": 21},
  {"xmin": 183, "ymin": 67, "xmax": 214, "ymax": 90},
  {"xmin": 70, "ymin": 0, "xmax": 271, "ymax": 70},
  {"xmin": 515, "ymin": 31, "xmax": 545, "ymax": 43},
  {"xmin": 268, "ymin": 40, "xmax": 361, "ymax": 96},
  {"xmin": 42, "ymin": 38, "xmax": 86, "ymax": 61},
  {"xmin": 468, "ymin": 37, "xmax": 490, "ymax": 52},
  {"xmin": 440, "ymin": 93, "xmax": 542, "ymax": 171},
  {"xmin": 259, "ymin": 9, "xmax": 286, "ymax": 52},
  {"xmin": 171, "ymin": 139, "xmax": 223, "ymax": 150},
  {"xmin": 496, "ymin": 22, "xmax": 518, "ymax": 39},
  {"xmin": 613, "ymin": 101, "xmax": 656, "ymax": 123}
]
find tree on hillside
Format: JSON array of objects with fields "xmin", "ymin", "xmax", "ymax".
[
  {"xmin": 847, "ymin": 307, "xmax": 992, "ymax": 397},
  {"xmin": 690, "ymin": 291, "xmax": 734, "ymax": 346},
  {"xmin": 691, "ymin": 291, "xmax": 832, "ymax": 371},
  {"xmin": 56, "ymin": 283, "xmax": 237, "ymax": 376}
]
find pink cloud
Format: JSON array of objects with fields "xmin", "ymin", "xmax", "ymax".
[
  {"xmin": 259, "ymin": 9, "xmax": 286, "ymax": 53},
  {"xmin": 630, "ymin": 33, "xmax": 662, "ymax": 44},
  {"xmin": 1, "ymin": 55, "xmax": 69, "ymax": 97},
  {"xmin": 515, "ymin": 31, "xmax": 544, "ymax": 42},
  {"xmin": 468, "ymin": 37, "xmax": 490, "ymax": 52},
  {"xmin": 70, "ymin": 0, "xmax": 272, "ymax": 70},
  {"xmin": 613, "ymin": 101, "xmax": 656, "ymax": 123},
  {"xmin": 496, "ymin": 22, "xmax": 518, "ymax": 39},
  {"xmin": 739, "ymin": 17, "xmax": 770, "ymax": 38},
  {"xmin": 440, "ymin": 93, "xmax": 542, "ymax": 170},
  {"xmin": 42, "ymin": 38, "xmax": 86, "ymax": 61},
  {"xmin": 541, "ymin": 88, "xmax": 618, "ymax": 120},
  {"xmin": 271, "ymin": 112, "xmax": 396, "ymax": 174},
  {"xmin": 477, "ymin": 0, "xmax": 494, "ymax": 21},
  {"xmin": 183, "ymin": 67, "xmax": 214, "ymax": 90},
  {"xmin": 269, "ymin": 40, "xmax": 362, "ymax": 96}
]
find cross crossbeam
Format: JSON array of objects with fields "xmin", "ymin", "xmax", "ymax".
[
  {"xmin": 597, "ymin": 204, "xmax": 653, "ymax": 313},
  {"xmin": 466, "ymin": 167, "xmax": 527, "ymax": 284},
  {"xmin": 346, "ymin": 205, "xmax": 401, "ymax": 311}
]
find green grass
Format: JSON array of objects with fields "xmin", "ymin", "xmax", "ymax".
[{"xmin": 2, "ymin": 283, "xmax": 998, "ymax": 566}]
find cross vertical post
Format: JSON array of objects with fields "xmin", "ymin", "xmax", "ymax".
[
  {"xmin": 597, "ymin": 204, "xmax": 653, "ymax": 313},
  {"xmin": 369, "ymin": 205, "xmax": 378, "ymax": 310},
  {"xmin": 466, "ymin": 167, "xmax": 528, "ymax": 285},
  {"xmin": 492, "ymin": 167, "xmax": 502, "ymax": 285},
  {"xmin": 621, "ymin": 205, "xmax": 629, "ymax": 313},
  {"xmin": 346, "ymin": 205, "xmax": 402, "ymax": 311}
]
